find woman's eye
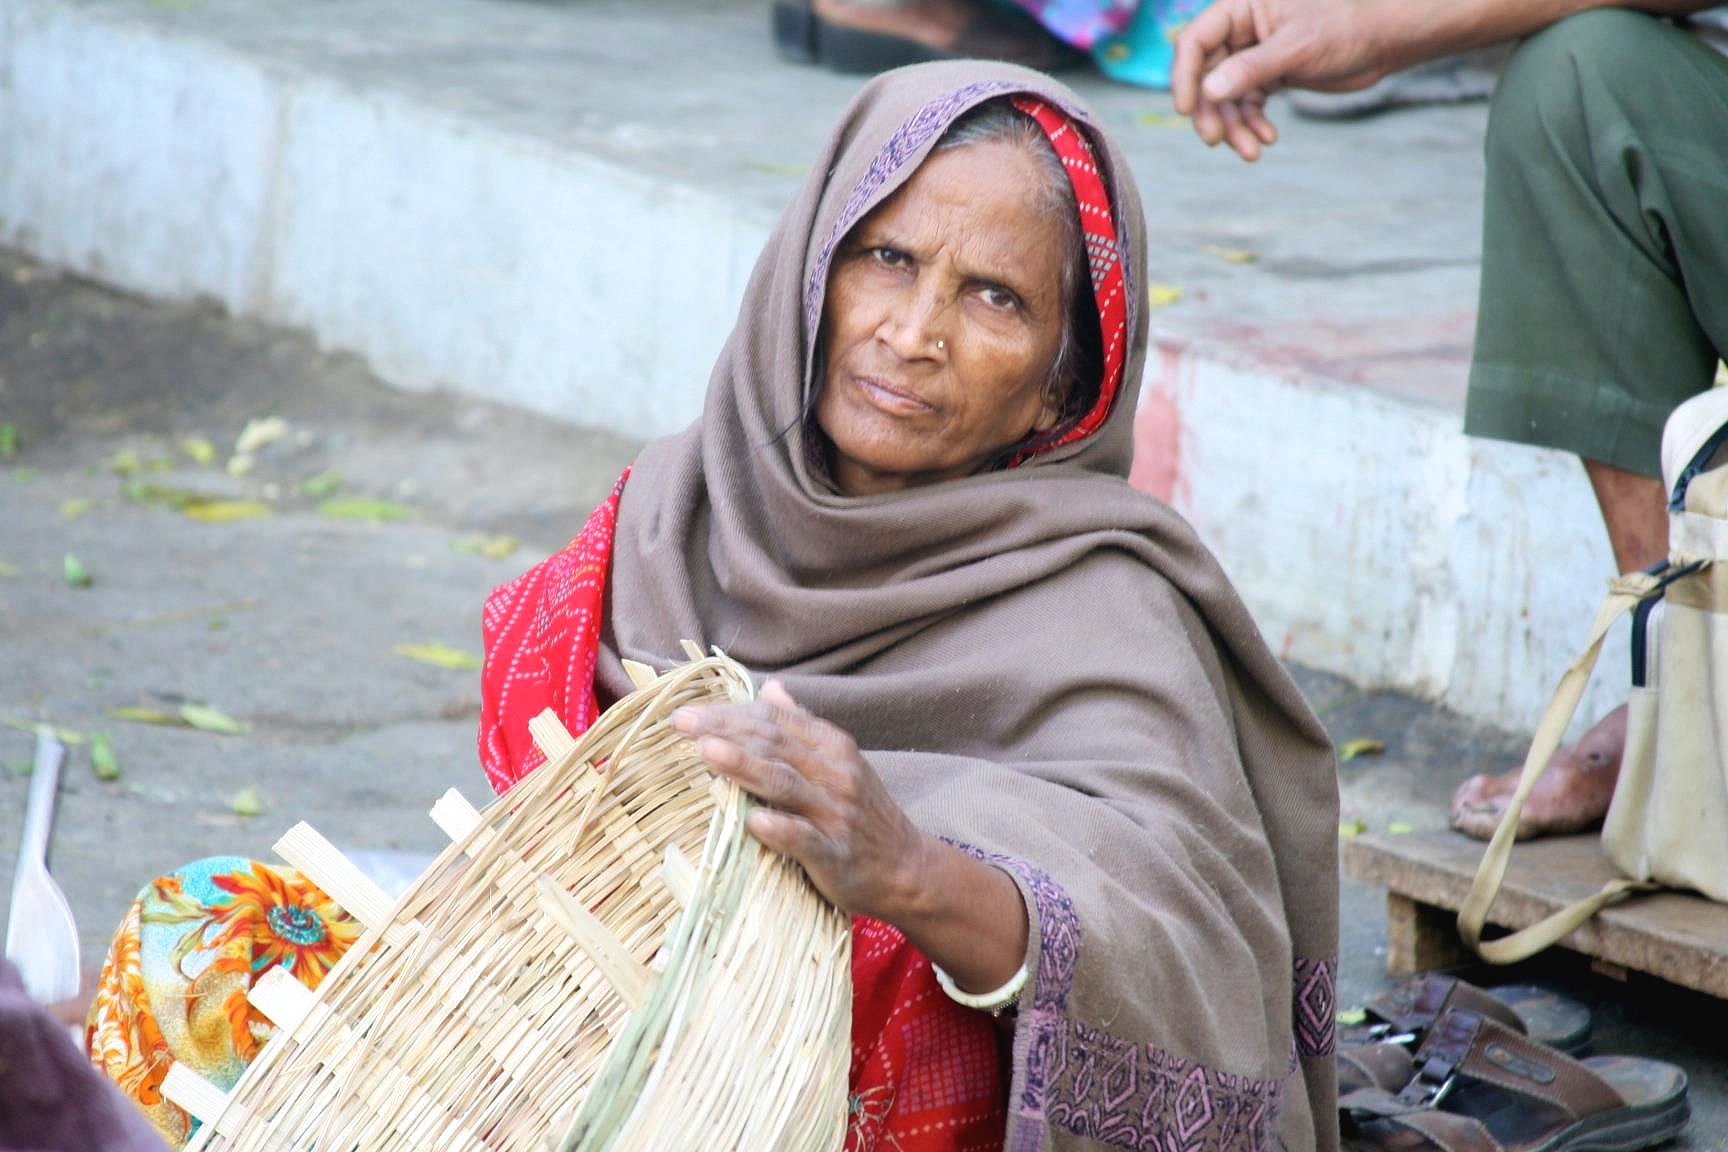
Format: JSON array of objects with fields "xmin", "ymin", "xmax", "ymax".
[
  {"xmin": 871, "ymin": 247, "xmax": 909, "ymax": 268},
  {"xmin": 980, "ymin": 285, "xmax": 1020, "ymax": 310}
]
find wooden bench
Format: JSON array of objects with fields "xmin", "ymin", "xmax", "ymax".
[{"xmin": 1343, "ymin": 830, "xmax": 1728, "ymax": 997}]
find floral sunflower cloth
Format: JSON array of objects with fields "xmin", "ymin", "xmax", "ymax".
[{"xmin": 85, "ymin": 856, "xmax": 360, "ymax": 1146}]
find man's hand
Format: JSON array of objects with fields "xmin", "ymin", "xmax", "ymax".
[{"xmin": 1173, "ymin": 0, "xmax": 1395, "ymax": 160}]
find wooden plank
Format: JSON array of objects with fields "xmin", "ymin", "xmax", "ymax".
[
  {"xmin": 1385, "ymin": 892, "xmax": 1465, "ymax": 975},
  {"xmin": 1345, "ymin": 831, "xmax": 1728, "ymax": 998}
]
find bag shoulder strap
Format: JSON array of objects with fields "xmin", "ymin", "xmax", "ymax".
[{"xmin": 1457, "ymin": 572, "xmax": 1662, "ymax": 964}]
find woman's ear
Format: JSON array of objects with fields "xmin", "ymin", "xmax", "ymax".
[{"xmin": 1032, "ymin": 380, "xmax": 1066, "ymax": 433}]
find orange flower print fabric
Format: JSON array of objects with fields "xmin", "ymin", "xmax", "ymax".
[{"xmin": 86, "ymin": 856, "xmax": 360, "ymax": 1147}]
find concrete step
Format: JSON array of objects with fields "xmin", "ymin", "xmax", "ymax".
[{"xmin": 0, "ymin": 0, "xmax": 1626, "ymax": 734}]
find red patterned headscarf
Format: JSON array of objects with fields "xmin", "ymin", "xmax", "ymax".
[{"xmin": 1009, "ymin": 95, "xmax": 1128, "ymax": 463}]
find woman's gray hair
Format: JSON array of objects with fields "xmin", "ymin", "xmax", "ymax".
[{"xmin": 934, "ymin": 99, "xmax": 1097, "ymax": 428}]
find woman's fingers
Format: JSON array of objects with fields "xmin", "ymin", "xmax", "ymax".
[{"xmin": 694, "ymin": 735, "xmax": 810, "ymax": 808}]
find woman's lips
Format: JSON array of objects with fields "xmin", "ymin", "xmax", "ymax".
[{"xmin": 854, "ymin": 375, "xmax": 934, "ymax": 414}]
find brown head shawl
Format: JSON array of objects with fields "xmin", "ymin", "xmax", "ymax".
[{"xmin": 600, "ymin": 62, "xmax": 1340, "ymax": 1152}]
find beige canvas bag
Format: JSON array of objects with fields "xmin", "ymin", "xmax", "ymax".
[{"xmin": 1460, "ymin": 387, "xmax": 1728, "ymax": 963}]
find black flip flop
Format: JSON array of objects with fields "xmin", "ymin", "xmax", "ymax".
[{"xmin": 772, "ymin": 1, "xmax": 1087, "ymax": 75}]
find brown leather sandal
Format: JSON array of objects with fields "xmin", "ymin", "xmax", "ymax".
[
  {"xmin": 1341, "ymin": 1009, "xmax": 1689, "ymax": 1152},
  {"xmin": 1343, "ymin": 975, "xmax": 1591, "ymax": 1053},
  {"xmin": 1338, "ymin": 976, "xmax": 1591, "ymax": 1095}
]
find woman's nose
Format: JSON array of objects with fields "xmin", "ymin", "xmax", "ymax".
[{"xmin": 878, "ymin": 281, "xmax": 949, "ymax": 360}]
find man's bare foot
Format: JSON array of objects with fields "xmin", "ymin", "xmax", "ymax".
[
  {"xmin": 1450, "ymin": 704, "xmax": 1627, "ymax": 841},
  {"xmin": 806, "ymin": 0, "xmax": 1078, "ymax": 68},
  {"xmin": 813, "ymin": 0, "xmax": 974, "ymax": 49}
]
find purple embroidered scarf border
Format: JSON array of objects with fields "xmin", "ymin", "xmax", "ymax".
[{"xmin": 956, "ymin": 844, "xmax": 1336, "ymax": 1152}]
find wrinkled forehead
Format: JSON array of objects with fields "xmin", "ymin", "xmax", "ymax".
[{"xmin": 802, "ymin": 80, "xmax": 1061, "ymax": 341}]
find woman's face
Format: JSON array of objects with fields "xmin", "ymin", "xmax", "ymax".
[{"xmin": 815, "ymin": 140, "xmax": 1070, "ymax": 498}]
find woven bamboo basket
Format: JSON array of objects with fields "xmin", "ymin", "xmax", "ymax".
[{"xmin": 163, "ymin": 649, "xmax": 852, "ymax": 1151}]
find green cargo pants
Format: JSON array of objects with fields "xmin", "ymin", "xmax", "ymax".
[{"xmin": 1464, "ymin": 9, "xmax": 1728, "ymax": 478}]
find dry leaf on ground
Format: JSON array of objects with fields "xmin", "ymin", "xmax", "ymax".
[
  {"xmin": 182, "ymin": 500, "xmax": 273, "ymax": 523},
  {"xmin": 1202, "ymin": 244, "xmax": 1259, "ymax": 264},
  {"xmin": 396, "ymin": 642, "xmax": 482, "ymax": 670},
  {"xmin": 234, "ymin": 416, "xmax": 288, "ymax": 457},
  {"xmin": 180, "ymin": 704, "xmax": 249, "ymax": 734},
  {"xmin": 181, "ymin": 436, "xmax": 217, "ymax": 465},
  {"xmin": 451, "ymin": 534, "xmax": 519, "ymax": 560},
  {"xmin": 1339, "ymin": 738, "xmax": 1386, "ymax": 762},
  {"xmin": 109, "ymin": 707, "xmax": 180, "ymax": 725},
  {"xmin": 1, "ymin": 719, "xmax": 86, "ymax": 745},
  {"xmin": 1147, "ymin": 284, "xmax": 1185, "ymax": 308},
  {"xmin": 318, "ymin": 497, "xmax": 419, "ymax": 522}
]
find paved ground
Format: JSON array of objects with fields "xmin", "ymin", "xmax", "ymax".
[{"xmin": 3, "ymin": 247, "xmax": 1725, "ymax": 1145}]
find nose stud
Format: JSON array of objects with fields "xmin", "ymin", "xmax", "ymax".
[{"xmin": 936, "ymin": 339, "xmax": 946, "ymax": 351}]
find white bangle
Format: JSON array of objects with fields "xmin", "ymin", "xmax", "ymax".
[{"xmin": 931, "ymin": 961, "xmax": 1029, "ymax": 1016}]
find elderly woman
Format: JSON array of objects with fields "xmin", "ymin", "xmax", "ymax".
[{"xmin": 85, "ymin": 64, "xmax": 1340, "ymax": 1152}]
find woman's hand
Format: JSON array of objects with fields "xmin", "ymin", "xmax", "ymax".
[
  {"xmin": 676, "ymin": 680, "xmax": 1031, "ymax": 996},
  {"xmin": 672, "ymin": 680, "xmax": 929, "ymax": 922}
]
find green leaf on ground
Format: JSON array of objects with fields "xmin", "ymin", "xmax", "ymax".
[
  {"xmin": 109, "ymin": 707, "xmax": 180, "ymax": 726},
  {"xmin": 180, "ymin": 704, "xmax": 249, "ymax": 735},
  {"xmin": 395, "ymin": 642, "xmax": 481, "ymax": 670},
  {"xmin": 181, "ymin": 436, "xmax": 217, "ymax": 466},
  {"xmin": 1137, "ymin": 110, "xmax": 1184, "ymax": 127},
  {"xmin": 13, "ymin": 467, "xmax": 37, "ymax": 483},
  {"xmin": 748, "ymin": 161, "xmax": 809, "ymax": 177},
  {"xmin": 318, "ymin": 498, "xmax": 419, "ymax": 522},
  {"xmin": 182, "ymin": 500, "xmax": 273, "ymax": 523},
  {"xmin": 4, "ymin": 759, "xmax": 30, "ymax": 777},
  {"xmin": 90, "ymin": 733, "xmax": 120, "ymax": 781},
  {"xmin": 451, "ymin": 534, "xmax": 519, "ymax": 560},
  {"xmin": 0, "ymin": 424, "xmax": 16, "ymax": 458},
  {"xmin": 1338, "ymin": 819, "xmax": 1367, "ymax": 839},
  {"xmin": 1339, "ymin": 738, "xmax": 1386, "ymax": 762},
  {"xmin": 0, "ymin": 561, "xmax": 17, "ymax": 578},
  {"xmin": 60, "ymin": 498, "xmax": 91, "ymax": 520},
  {"xmin": 230, "ymin": 787, "xmax": 264, "ymax": 817},
  {"xmin": 63, "ymin": 553, "xmax": 93, "ymax": 588},
  {"xmin": 300, "ymin": 470, "xmax": 342, "ymax": 499},
  {"xmin": 1336, "ymin": 1008, "xmax": 1368, "ymax": 1026},
  {"xmin": 0, "ymin": 719, "xmax": 86, "ymax": 746},
  {"xmin": 1386, "ymin": 821, "xmax": 1414, "ymax": 835}
]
